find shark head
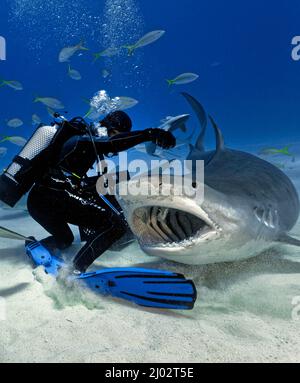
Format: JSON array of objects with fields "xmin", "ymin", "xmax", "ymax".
[
  {"xmin": 117, "ymin": 178, "xmax": 245, "ymax": 265},
  {"xmin": 117, "ymin": 94, "xmax": 300, "ymax": 265}
]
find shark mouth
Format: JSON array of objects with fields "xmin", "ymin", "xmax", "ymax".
[{"xmin": 132, "ymin": 206, "xmax": 218, "ymax": 248}]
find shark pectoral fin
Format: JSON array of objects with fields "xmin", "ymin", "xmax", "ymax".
[{"xmin": 277, "ymin": 234, "xmax": 300, "ymax": 247}]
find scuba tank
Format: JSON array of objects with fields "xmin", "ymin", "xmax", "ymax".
[{"xmin": 0, "ymin": 115, "xmax": 89, "ymax": 207}]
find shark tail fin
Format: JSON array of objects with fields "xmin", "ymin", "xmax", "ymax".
[
  {"xmin": 277, "ymin": 234, "xmax": 300, "ymax": 247},
  {"xmin": 166, "ymin": 79, "xmax": 173, "ymax": 87}
]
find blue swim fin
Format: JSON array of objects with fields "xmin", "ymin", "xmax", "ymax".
[
  {"xmin": 77, "ymin": 268, "xmax": 197, "ymax": 310},
  {"xmin": 25, "ymin": 240, "xmax": 65, "ymax": 276},
  {"xmin": 25, "ymin": 241, "xmax": 197, "ymax": 310}
]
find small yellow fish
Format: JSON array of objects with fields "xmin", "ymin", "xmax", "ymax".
[
  {"xmin": 7, "ymin": 118, "xmax": 23, "ymax": 128},
  {"xmin": 59, "ymin": 40, "xmax": 88, "ymax": 63},
  {"xmin": 116, "ymin": 96, "xmax": 139, "ymax": 110},
  {"xmin": 32, "ymin": 114, "xmax": 42, "ymax": 125},
  {"xmin": 92, "ymin": 47, "xmax": 119, "ymax": 63},
  {"xmin": 166, "ymin": 73, "xmax": 199, "ymax": 87},
  {"xmin": 0, "ymin": 136, "xmax": 27, "ymax": 147},
  {"xmin": 123, "ymin": 30, "xmax": 165, "ymax": 56},
  {"xmin": 68, "ymin": 65, "xmax": 82, "ymax": 80},
  {"xmin": 0, "ymin": 79, "xmax": 23, "ymax": 90},
  {"xmin": 34, "ymin": 96, "xmax": 65, "ymax": 110},
  {"xmin": 259, "ymin": 146, "xmax": 293, "ymax": 157}
]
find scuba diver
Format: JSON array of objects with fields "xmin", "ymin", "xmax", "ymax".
[{"xmin": 0, "ymin": 111, "xmax": 176, "ymax": 273}]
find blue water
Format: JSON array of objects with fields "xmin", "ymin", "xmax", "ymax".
[{"xmin": 0, "ymin": 0, "xmax": 299, "ymax": 166}]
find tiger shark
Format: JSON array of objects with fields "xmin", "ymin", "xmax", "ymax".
[{"xmin": 116, "ymin": 93, "xmax": 300, "ymax": 265}]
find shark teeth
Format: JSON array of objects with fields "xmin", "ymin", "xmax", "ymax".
[
  {"xmin": 155, "ymin": 226, "xmax": 217, "ymax": 249},
  {"xmin": 133, "ymin": 206, "xmax": 219, "ymax": 247}
]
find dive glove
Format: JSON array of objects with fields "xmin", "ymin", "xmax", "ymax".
[{"xmin": 146, "ymin": 128, "xmax": 176, "ymax": 149}]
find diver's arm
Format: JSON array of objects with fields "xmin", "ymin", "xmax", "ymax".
[
  {"xmin": 98, "ymin": 130, "xmax": 153, "ymax": 155},
  {"xmin": 78, "ymin": 129, "xmax": 176, "ymax": 155}
]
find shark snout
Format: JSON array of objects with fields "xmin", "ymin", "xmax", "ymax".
[{"xmin": 116, "ymin": 175, "xmax": 223, "ymax": 259}]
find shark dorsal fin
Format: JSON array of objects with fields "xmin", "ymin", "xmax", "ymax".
[
  {"xmin": 181, "ymin": 92, "xmax": 207, "ymax": 152},
  {"xmin": 209, "ymin": 115, "xmax": 225, "ymax": 154}
]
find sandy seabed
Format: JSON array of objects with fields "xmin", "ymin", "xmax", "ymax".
[{"xmin": 0, "ymin": 149, "xmax": 300, "ymax": 363}]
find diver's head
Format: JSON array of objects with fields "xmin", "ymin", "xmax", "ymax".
[{"xmin": 100, "ymin": 111, "xmax": 132, "ymax": 137}]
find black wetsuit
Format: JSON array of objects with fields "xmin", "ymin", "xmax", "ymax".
[{"xmin": 27, "ymin": 129, "xmax": 162, "ymax": 272}]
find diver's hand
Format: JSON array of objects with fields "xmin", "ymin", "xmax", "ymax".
[{"xmin": 146, "ymin": 128, "xmax": 176, "ymax": 149}]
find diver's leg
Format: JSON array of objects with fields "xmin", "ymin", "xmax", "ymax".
[
  {"xmin": 27, "ymin": 186, "xmax": 74, "ymax": 250},
  {"xmin": 56, "ymin": 191, "xmax": 128, "ymax": 271},
  {"xmin": 73, "ymin": 222, "xmax": 127, "ymax": 273}
]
